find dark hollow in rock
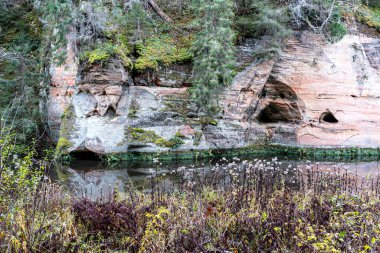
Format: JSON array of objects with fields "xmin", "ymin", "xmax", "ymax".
[
  {"xmin": 71, "ymin": 150, "xmax": 101, "ymax": 161},
  {"xmin": 257, "ymin": 102, "xmax": 301, "ymax": 123},
  {"xmin": 320, "ymin": 111, "xmax": 338, "ymax": 123},
  {"xmin": 263, "ymin": 78, "xmax": 298, "ymax": 101},
  {"xmin": 104, "ymin": 107, "xmax": 116, "ymax": 117}
]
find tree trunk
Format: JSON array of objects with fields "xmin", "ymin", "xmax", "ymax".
[{"xmin": 147, "ymin": 0, "xmax": 173, "ymax": 23}]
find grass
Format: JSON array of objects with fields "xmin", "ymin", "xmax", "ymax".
[{"xmin": 3, "ymin": 154, "xmax": 380, "ymax": 252}]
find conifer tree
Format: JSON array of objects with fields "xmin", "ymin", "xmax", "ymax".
[
  {"xmin": 124, "ymin": 2, "xmax": 156, "ymax": 44},
  {"xmin": 191, "ymin": 0, "xmax": 236, "ymax": 115}
]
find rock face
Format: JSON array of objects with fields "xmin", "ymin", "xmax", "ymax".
[{"xmin": 48, "ymin": 30, "xmax": 380, "ymax": 155}]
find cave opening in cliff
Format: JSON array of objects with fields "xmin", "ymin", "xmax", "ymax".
[
  {"xmin": 321, "ymin": 111, "xmax": 338, "ymax": 123},
  {"xmin": 257, "ymin": 102, "xmax": 301, "ymax": 123},
  {"xmin": 71, "ymin": 150, "xmax": 101, "ymax": 161},
  {"xmin": 257, "ymin": 108, "xmax": 277, "ymax": 123},
  {"xmin": 262, "ymin": 78, "xmax": 298, "ymax": 101}
]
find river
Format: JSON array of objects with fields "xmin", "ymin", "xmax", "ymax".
[{"xmin": 51, "ymin": 156, "xmax": 380, "ymax": 200}]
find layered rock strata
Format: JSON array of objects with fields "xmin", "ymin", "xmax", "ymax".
[{"xmin": 48, "ymin": 31, "xmax": 380, "ymax": 154}]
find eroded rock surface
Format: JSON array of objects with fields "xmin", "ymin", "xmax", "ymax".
[{"xmin": 48, "ymin": 31, "xmax": 380, "ymax": 154}]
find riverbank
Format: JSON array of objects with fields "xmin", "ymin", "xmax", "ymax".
[
  {"xmin": 3, "ymin": 157, "xmax": 380, "ymax": 252},
  {"xmin": 101, "ymin": 145, "xmax": 380, "ymax": 163}
]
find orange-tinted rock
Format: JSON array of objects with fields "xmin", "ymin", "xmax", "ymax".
[
  {"xmin": 179, "ymin": 125, "xmax": 195, "ymax": 137},
  {"xmin": 282, "ymin": 32, "xmax": 380, "ymax": 147},
  {"xmin": 220, "ymin": 31, "xmax": 380, "ymax": 148},
  {"xmin": 48, "ymin": 30, "xmax": 380, "ymax": 154}
]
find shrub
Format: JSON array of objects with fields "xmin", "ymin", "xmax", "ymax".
[
  {"xmin": 3, "ymin": 153, "xmax": 380, "ymax": 252},
  {"xmin": 72, "ymin": 198, "xmax": 141, "ymax": 238},
  {"xmin": 0, "ymin": 131, "xmax": 74, "ymax": 252}
]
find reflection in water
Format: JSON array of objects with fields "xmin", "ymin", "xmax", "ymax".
[{"xmin": 53, "ymin": 158, "xmax": 380, "ymax": 200}]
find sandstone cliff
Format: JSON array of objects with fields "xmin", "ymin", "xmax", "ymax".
[{"xmin": 48, "ymin": 30, "xmax": 380, "ymax": 155}]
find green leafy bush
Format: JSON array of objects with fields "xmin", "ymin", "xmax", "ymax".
[{"xmin": 0, "ymin": 133, "xmax": 43, "ymax": 202}]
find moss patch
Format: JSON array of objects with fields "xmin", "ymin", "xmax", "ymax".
[
  {"xmin": 134, "ymin": 35, "xmax": 193, "ymax": 72},
  {"xmin": 56, "ymin": 137, "xmax": 73, "ymax": 155},
  {"xmin": 81, "ymin": 42, "xmax": 133, "ymax": 68},
  {"xmin": 57, "ymin": 105, "xmax": 77, "ymax": 154},
  {"xmin": 357, "ymin": 5, "xmax": 380, "ymax": 32},
  {"xmin": 126, "ymin": 127, "xmax": 184, "ymax": 149}
]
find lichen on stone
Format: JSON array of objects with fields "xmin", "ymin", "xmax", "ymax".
[{"xmin": 126, "ymin": 127, "xmax": 184, "ymax": 148}]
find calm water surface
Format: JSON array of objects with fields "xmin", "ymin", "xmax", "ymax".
[{"xmin": 52, "ymin": 157, "xmax": 380, "ymax": 200}]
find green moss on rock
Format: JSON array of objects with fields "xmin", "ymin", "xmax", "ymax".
[
  {"xmin": 57, "ymin": 105, "xmax": 79, "ymax": 156},
  {"xmin": 81, "ymin": 42, "xmax": 133, "ymax": 68},
  {"xmin": 174, "ymin": 131, "xmax": 185, "ymax": 138},
  {"xmin": 56, "ymin": 137, "xmax": 73, "ymax": 155},
  {"xmin": 126, "ymin": 127, "xmax": 184, "ymax": 148},
  {"xmin": 134, "ymin": 35, "xmax": 193, "ymax": 72},
  {"xmin": 59, "ymin": 105, "xmax": 75, "ymax": 138}
]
